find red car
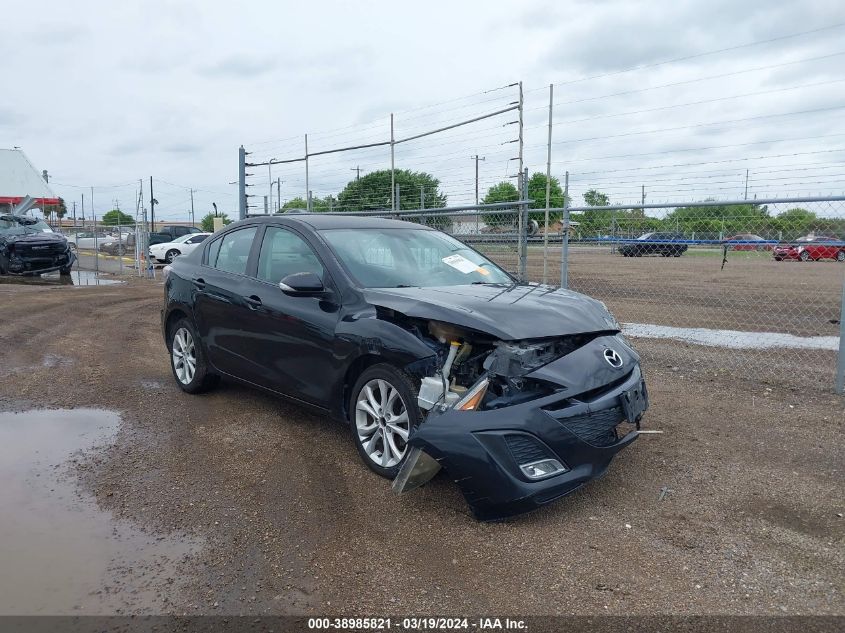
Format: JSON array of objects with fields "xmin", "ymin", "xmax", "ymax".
[{"xmin": 773, "ymin": 235, "xmax": 845, "ymax": 262}]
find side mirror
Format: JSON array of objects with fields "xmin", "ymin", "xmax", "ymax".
[{"xmin": 279, "ymin": 271, "xmax": 325, "ymax": 296}]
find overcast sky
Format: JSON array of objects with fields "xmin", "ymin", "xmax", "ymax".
[{"xmin": 2, "ymin": 0, "xmax": 844, "ymax": 221}]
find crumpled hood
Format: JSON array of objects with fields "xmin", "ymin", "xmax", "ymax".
[
  {"xmin": 362, "ymin": 283, "xmax": 618, "ymax": 340},
  {"xmin": 4, "ymin": 232, "xmax": 68, "ymax": 247}
]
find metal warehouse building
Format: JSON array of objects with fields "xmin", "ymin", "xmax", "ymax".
[{"xmin": 0, "ymin": 148, "xmax": 59, "ymax": 214}]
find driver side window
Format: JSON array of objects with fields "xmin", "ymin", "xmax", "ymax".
[{"xmin": 257, "ymin": 227, "xmax": 324, "ymax": 284}]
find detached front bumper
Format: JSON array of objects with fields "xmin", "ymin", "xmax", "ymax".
[
  {"xmin": 6, "ymin": 251, "xmax": 76, "ymax": 276},
  {"xmin": 404, "ymin": 337, "xmax": 648, "ymax": 521}
]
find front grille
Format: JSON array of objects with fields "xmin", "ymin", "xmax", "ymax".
[
  {"xmin": 504, "ymin": 433, "xmax": 555, "ymax": 465},
  {"xmin": 559, "ymin": 406, "xmax": 625, "ymax": 447},
  {"xmin": 15, "ymin": 242, "xmax": 67, "ymax": 257}
]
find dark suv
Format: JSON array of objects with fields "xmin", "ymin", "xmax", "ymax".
[
  {"xmin": 618, "ymin": 232, "xmax": 688, "ymax": 257},
  {"xmin": 0, "ymin": 215, "xmax": 75, "ymax": 276}
]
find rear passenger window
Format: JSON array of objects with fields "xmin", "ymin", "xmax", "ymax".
[
  {"xmin": 257, "ymin": 227, "xmax": 324, "ymax": 283},
  {"xmin": 212, "ymin": 227, "xmax": 257, "ymax": 275}
]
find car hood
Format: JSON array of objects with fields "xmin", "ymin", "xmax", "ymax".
[
  {"xmin": 2, "ymin": 232, "xmax": 68, "ymax": 246},
  {"xmin": 362, "ymin": 283, "xmax": 618, "ymax": 340}
]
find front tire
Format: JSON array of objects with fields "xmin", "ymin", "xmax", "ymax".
[
  {"xmin": 168, "ymin": 318, "xmax": 219, "ymax": 394},
  {"xmin": 165, "ymin": 249, "xmax": 180, "ymax": 264},
  {"xmin": 349, "ymin": 364, "xmax": 422, "ymax": 479},
  {"xmin": 799, "ymin": 251, "xmax": 811, "ymax": 262},
  {"xmin": 837, "ymin": 251, "xmax": 845, "ymax": 262}
]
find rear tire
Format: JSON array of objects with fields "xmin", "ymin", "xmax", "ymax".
[
  {"xmin": 799, "ymin": 251, "xmax": 811, "ymax": 262},
  {"xmin": 837, "ymin": 251, "xmax": 845, "ymax": 262},
  {"xmin": 168, "ymin": 317, "xmax": 219, "ymax": 394},
  {"xmin": 349, "ymin": 364, "xmax": 422, "ymax": 479}
]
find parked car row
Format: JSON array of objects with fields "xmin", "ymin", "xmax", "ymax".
[{"xmin": 616, "ymin": 232, "xmax": 844, "ymax": 262}]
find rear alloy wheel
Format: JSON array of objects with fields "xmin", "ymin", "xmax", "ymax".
[
  {"xmin": 799, "ymin": 250, "xmax": 811, "ymax": 262},
  {"xmin": 169, "ymin": 318, "xmax": 218, "ymax": 393},
  {"xmin": 350, "ymin": 364, "xmax": 422, "ymax": 478},
  {"xmin": 837, "ymin": 251, "xmax": 845, "ymax": 262},
  {"xmin": 165, "ymin": 249, "xmax": 180, "ymax": 264}
]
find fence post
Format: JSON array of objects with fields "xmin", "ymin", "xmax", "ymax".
[
  {"xmin": 420, "ymin": 187, "xmax": 426, "ymax": 226},
  {"xmin": 238, "ymin": 145, "xmax": 246, "ymax": 220},
  {"xmin": 543, "ymin": 83, "xmax": 554, "ymax": 285},
  {"xmin": 836, "ymin": 277, "xmax": 845, "ymax": 394},
  {"xmin": 519, "ymin": 168, "xmax": 529, "ymax": 282},
  {"xmin": 118, "ymin": 223, "xmax": 123, "ymax": 276},
  {"xmin": 561, "ymin": 171, "xmax": 570, "ymax": 289}
]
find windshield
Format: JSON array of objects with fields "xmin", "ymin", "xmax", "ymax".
[
  {"xmin": 637, "ymin": 233, "xmax": 655, "ymax": 240},
  {"xmin": 170, "ymin": 234, "xmax": 194, "ymax": 244},
  {"xmin": 321, "ymin": 227, "xmax": 513, "ymax": 288},
  {"xmin": 0, "ymin": 216, "xmax": 53, "ymax": 236}
]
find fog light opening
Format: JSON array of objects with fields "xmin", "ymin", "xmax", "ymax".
[{"xmin": 520, "ymin": 458, "xmax": 567, "ymax": 480}]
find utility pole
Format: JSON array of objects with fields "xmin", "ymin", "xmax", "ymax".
[
  {"xmin": 390, "ymin": 114, "xmax": 395, "ymax": 212},
  {"xmin": 304, "ymin": 135, "xmax": 310, "ymax": 211},
  {"xmin": 472, "ymin": 155, "xmax": 486, "ymax": 205},
  {"xmin": 149, "ymin": 176, "xmax": 155, "ymax": 230},
  {"xmin": 351, "ymin": 166, "xmax": 361, "ymax": 181},
  {"xmin": 744, "ymin": 169, "xmax": 749, "ymax": 200},
  {"xmin": 641, "ymin": 184, "xmax": 646, "ymax": 217},
  {"xmin": 190, "ymin": 189, "xmax": 195, "ymax": 227}
]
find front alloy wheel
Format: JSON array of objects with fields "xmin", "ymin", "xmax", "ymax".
[
  {"xmin": 356, "ymin": 378, "xmax": 410, "ymax": 469},
  {"xmin": 165, "ymin": 249, "xmax": 179, "ymax": 264},
  {"xmin": 350, "ymin": 364, "xmax": 422, "ymax": 478}
]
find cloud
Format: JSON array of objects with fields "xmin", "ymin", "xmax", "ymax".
[{"xmin": 198, "ymin": 55, "xmax": 277, "ymax": 78}]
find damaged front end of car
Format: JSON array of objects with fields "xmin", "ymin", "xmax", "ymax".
[{"xmin": 385, "ymin": 312, "xmax": 649, "ymax": 521}]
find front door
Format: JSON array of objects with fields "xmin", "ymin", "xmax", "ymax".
[{"xmin": 235, "ymin": 225, "xmax": 340, "ymax": 405}]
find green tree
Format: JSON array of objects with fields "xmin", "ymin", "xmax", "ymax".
[
  {"xmin": 482, "ymin": 174, "xmax": 567, "ymax": 227},
  {"xmin": 42, "ymin": 197, "xmax": 67, "ymax": 225},
  {"xmin": 481, "ymin": 182, "xmax": 519, "ymax": 228},
  {"xmin": 583, "ymin": 189, "xmax": 609, "ymax": 207},
  {"xmin": 101, "ymin": 209, "xmax": 135, "ymax": 226},
  {"xmin": 200, "ymin": 212, "xmax": 232, "ymax": 232},
  {"xmin": 336, "ymin": 169, "xmax": 447, "ymax": 212},
  {"xmin": 281, "ymin": 195, "xmax": 337, "ymax": 212},
  {"xmin": 665, "ymin": 201, "xmax": 768, "ymax": 236},
  {"xmin": 281, "ymin": 197, "xmax": 309, "ymax": 211}
]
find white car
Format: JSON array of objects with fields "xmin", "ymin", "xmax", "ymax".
[
  {"xmin": 66, "ymin": 231, "xmax": 111, "ymax": 251},
  {"xmin": 149, "ymin": 233, "xmax": 211, "ymax": 263}
]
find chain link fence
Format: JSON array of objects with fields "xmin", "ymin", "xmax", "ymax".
[{"xmin": 339, "ymin": 194, "xmax": 844, "ymax": 392}]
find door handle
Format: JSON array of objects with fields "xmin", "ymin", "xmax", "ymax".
[
  {"xmin": 245, "ymin": 295, "xmax": 263, "ymax": 310},
  {"xmin": 193, "ymin": 277, "xmax": 206, "ymax": 290}
]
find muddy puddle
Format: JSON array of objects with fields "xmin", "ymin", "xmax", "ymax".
[
  {"xmin": 623, "ymin": 322, "xmax": 839, "ymax": 351},
  {"xmin": 0, "ymin": 409, "xmax": 199, "ymax": 615},
  {"xmin": 0, "ymin": 270, "xmax": 124, "ymax": 286}
]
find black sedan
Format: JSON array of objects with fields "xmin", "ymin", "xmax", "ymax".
[
  {"xmin": 618, "ymin": 232, "xmax": 688, "ymax": 257},
  {"xmin": 161, "ymin": 214, "xmax": 649, "ymax": 520}
]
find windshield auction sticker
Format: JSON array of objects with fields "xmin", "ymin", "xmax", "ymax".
[{"xmin": 442, "ymin": 254, "xmax": 480, "ymax": 274}]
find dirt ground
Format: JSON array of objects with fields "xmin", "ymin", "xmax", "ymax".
[{"xmin": 0, "ymin": 277, "xmax": 842, "ymax": 617}]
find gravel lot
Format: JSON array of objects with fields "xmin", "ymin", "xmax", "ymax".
[{"xmin": 0, "ymin": 277, "xmax": 842, "ymax": 617}]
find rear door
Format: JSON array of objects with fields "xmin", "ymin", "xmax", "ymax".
[{"xmin": 192, "ymin": 225, "xmax": 261, "ymax": 376}]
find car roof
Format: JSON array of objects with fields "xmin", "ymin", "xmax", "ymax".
[{"xmin": 243, "ymin": 213, "xmax": 435, "ymax": 231}]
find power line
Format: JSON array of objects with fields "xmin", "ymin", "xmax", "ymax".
[{"xmin": 540, "ymin": 22, "xmax": 845, "ymax": 88}]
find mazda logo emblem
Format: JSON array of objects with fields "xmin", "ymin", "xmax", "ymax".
[{"xmin": 603, "ymin": 348, "xmax": 623, "ymax": 369}]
